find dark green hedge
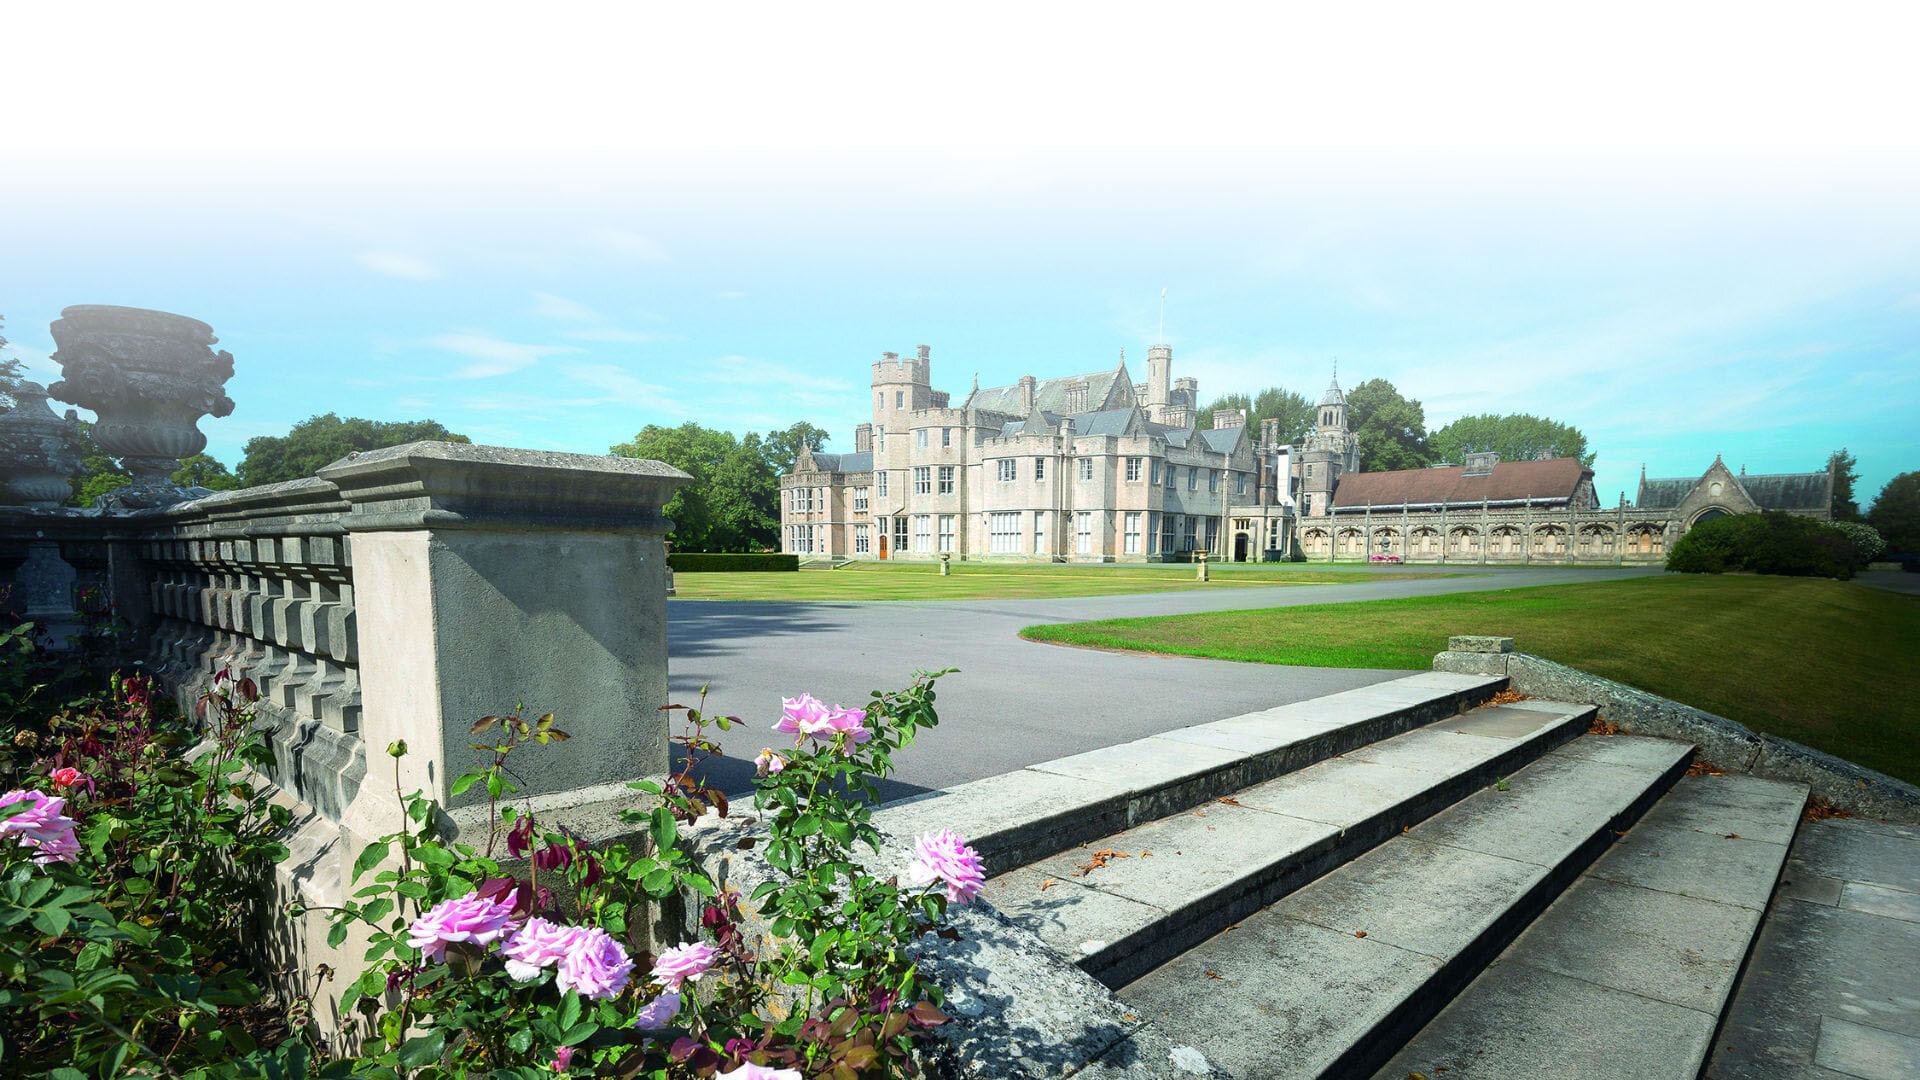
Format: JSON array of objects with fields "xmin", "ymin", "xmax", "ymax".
[
  {"xmin": 1667, "ymin": 511, "xmax": 1859, "ymax": 579},
  {"xmin": 667, "ymin": 552, "xmax": 799, "ymax": 572}
]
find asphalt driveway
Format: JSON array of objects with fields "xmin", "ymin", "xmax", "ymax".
[{"xmin": 667, "ymin": 566, "xmax": 1662, "ymax": 797}]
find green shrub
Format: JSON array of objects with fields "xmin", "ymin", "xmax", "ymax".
[
  {"xmin": 667, "ymin": 552, "xmax": 799, "ymax": 572},
  {"xmin": 1826, "ymin": 520, "xmax": 1887, "ymax": 563},
  {"xmin": 1668, "ymin": 511, "xmax": 1859, "ymax": 579}
]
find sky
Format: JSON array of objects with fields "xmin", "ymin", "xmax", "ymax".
[{"xmin": 3, "ymin": 2, "xmax": 1917, "ymax": 507}]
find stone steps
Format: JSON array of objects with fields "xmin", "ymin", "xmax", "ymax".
[
  {"xmin": 1111, "ymin": 733, "xmax": 1696, "ymax": 1079},
  {"xmin": 978, "ymin": 698, "xmax": 1595, "ymax": 987},
  {"xmin": 1372, "ymin": 772, "xmax": 1807, "ymax": 1080},
  {"xmin": 873, "ymin": 671, "xmax": 1511, "ymax": 877}
]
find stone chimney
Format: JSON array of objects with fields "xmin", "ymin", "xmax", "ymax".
[
  {"xmin": 1213, "ymin": 407, "xmax": 1245, "ymax": 430},
  {"xmin": 854, "ymin": 423, "xmax": 872, "ymax": 452},
  {"xmin": 1018, "ymin": 374, "xmax": 1038, "ymax": 413},
  {"xmin": 1065, "ymin": 379, "xmax": 1088, "ymax": 413},
  {"xmin": 917, "ymin": 344, "xmax": 931, "ymax": 362},
  {"xmin": 1260, "ymin": 417, "xmax": 1280, "ymax": 448}
]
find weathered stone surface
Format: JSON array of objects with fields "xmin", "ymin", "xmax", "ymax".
[
  {"xmin": 1502, "ymin": 875, "xmax": 1766, "ymax": 1013},
  {"xmin": 1274, "ymin": 837, "xmax": 1547, "ymax": 959},
  {"xmin": 1590, "ymin": 826, "xmax": 1796, "ymax": 911},
  {"xmin": 1447, "ymin": 634, "xmax": 1514, "ymax": 653},
  {"xmin": 874, "ymin": 770, "xmax": 1132, "ymax": 876},
  {"xmin": 1753, "ymin": 735, "xmax": 1920, "ymax": 825},
  {"xmin": 1629, "ymin": 772, "xmax": 1807, "ymax": 846},
  {"xmin": 1373, "ymin": 960, "xmax": 1719, "ymax": 1079},
  {"xmin": 1707, "ymin": 820, "xmax": 1920, "ymax": 1079},
  {"xmin": 1433, "ymin": 649, "xmax": 1510, "ymax": 677}
]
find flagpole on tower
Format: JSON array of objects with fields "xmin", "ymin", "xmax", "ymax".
[{"xmin": 1158, "ymin": 287, "xmax": 1167, "ymax": 343}]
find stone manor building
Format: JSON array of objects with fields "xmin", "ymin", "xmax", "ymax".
[{"xmin": 779, "ymin": 345, "xmax": 1833, "ymax": 564}]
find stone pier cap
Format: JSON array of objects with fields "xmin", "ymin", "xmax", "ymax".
[{"xmin": 315, "ymin": 441, "xmax": 691, "ymax": 532}]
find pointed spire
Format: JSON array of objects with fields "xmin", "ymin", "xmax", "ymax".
[
  {"xmin": 1117, "ymin": 347, "xmax": 1126, "ymax": 369},
  {"xmin": 972, "ymin": 372, "xmax": 979, "ymax": 391}
]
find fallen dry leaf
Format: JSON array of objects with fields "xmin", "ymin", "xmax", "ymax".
[
  {"xmin": 1355, "ymin": 930, "xmax": 1368, "ymax": 938},
  {"xmin": 1039, "ymin": 878, "xmax": 1057, "ymax": 891},
  {"xmin": 1073, "ymin": 849, "xmax": 1132, "ymax": 877},
  {"xmin": 1204, "ymin": 970, "xmax": 1225, "ymax": 980},
  {"xmin": 1218, "ymin": 796, "xmax": 1244, "ymax": 807}
]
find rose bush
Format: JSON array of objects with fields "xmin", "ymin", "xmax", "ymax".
[{"xmin": 321, "ymin": 669, "xmax": 971, "ymax": 1078}]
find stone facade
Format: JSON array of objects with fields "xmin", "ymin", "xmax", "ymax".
[
  {"xmin": 781, "ymin": 345, "xmax": 1288, "ymax": 562},
  {"xmin": 782, "ymin": 345, "xmax": 1835, "ymax": 566}
]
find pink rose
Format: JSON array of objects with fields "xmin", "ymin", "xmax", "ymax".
[
  {"xmin": 907, "ymin": 829, "xmax": 985, "ymax": 905},
  {"xmin": 406, "ymin": 888, "xmax": 519, "ymax": 962},
  {"xmin": 555, "ymin": 926, "xmax": 634, "ymax": 1000},
  {"xmin": 774, "ymin": 693, "xmax": 831, "ymax": 739},
  {"xmin": 650, "ymin": 941, "xmax": 719, "ymax": 991},
  {"xmin": 821, "ymin": 706, "xmax": 871, "ymax": 748},
  {"xmin": 48, "ymin": 767, "xmax": 84, "ymax": 789},
  {"xmin": 500, "ymin": 916, "xmax": 576, "ymax": 981},
  {"xmin": 0, "ymin": 789, "xmax": 81, "ymax": 865},
  {"xmin": 715, "ymin": 1064, "xmax": 802, "ymax": 1080},
  {"xmin": 550, "ymin": 1045, "xmax": 575, "ymax": 1073},
  {"xmin": 754, "ymin": 749, "xmax": 786, "ymax": 776}
]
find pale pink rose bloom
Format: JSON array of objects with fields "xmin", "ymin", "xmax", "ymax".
[
  {"xmin": 550, "ymin": 1045, "xmax": 575, "ymax": 1072},
  {"xmin": 907, "ymin": 829, "xmax": 986, "ymax": 904},
  {"xmin": 773, "ymin": 693, "xmax": 831, "ymax": 739},
  {"xmin": 406, "ymin": 888, "xmax": 519, "ymax": 962},
  {"xmin": 631, "ymin": 988, "xmax": 681, "ymax": 1030},
  {"xmin": 822, "ymin": 706, "xmax": 871, "ymax": 748},
  {"xmin": 650, "ymin": 941, "xmax": 720, "ymax": 990},
  {"xmin": 0, "ymin": 789, "xmax": 81, "ymax": 865},
  {"xmin": 714, "ymin": 1063, "xmax": 803, "ymax": 1080},
  {"xmin": 554, "ymin": 925, "xmax": 634, "ymax": 1000},
  {"xmin": 753, "ymin": 749, "xmax": 786, "ymax": 776},
  {"xmin": 49, "ymin": 767, "xmax": 84, "ymax": 789},
  {"xmin": 500, "ymin": 916, "xmax": 576, "ymax": 981}
]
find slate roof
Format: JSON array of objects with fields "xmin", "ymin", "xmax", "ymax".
[
  {"xmin": 1739, "ymin": 471, "xmax": 1832, "ymax": 510},
  {"xmin": 803, "ymin": 451, "xmax": 872, "ymax": 474},
  {"xmin": 1331, "ymin": 457, "xmax": 1590, "ymax": 511},
  {"xmin": 965, "ymin": 365, "xmax": 1133, "ymax": 416},
  {"xmin": 1637, "ymin": 470, "xmax": 1830, "ymax": 511}
]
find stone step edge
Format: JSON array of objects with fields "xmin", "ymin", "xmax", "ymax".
[
  {"xmin": 1060, "ymin": 702, "xmax": 1597, "ymax": 988},
  {"xmin": 1313, "ymin": 742, "xmax": 1696, "ymax": 1080},
  {"xmin": 1375, "ymin": 773, "xmax": 1809, "ymax": 1080},
  {"xmin": 874, "ymin": 671, "xmax": 1511, "ymax": 876}
]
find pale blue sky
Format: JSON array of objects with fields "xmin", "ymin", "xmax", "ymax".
[{"xmin": 3, "ymin": 3, "xmax": 1916, "ymax": 505}]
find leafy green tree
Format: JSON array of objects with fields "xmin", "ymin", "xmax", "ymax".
[
  {"xmin": 1196, "ymin": 387, "xmax": 1315, "ymax": 443},
  {"xmin": 762, "ymin": 421, "xmax": 831, "ymax": 471},
  {"xmin": 1827, "ymin": 448, "xmax": 1861, "ymax": 521},
  {"xmin": 1428, "ymin": 413, "xmax": 1594, "ymax": 467},
  {"xmin": 1345, "ymin": 378, "xmax": 1431, "ymax": 472},
  {"xmin": 171, "ymin": 452, "xmax": 242, "ymax": 492},
  {"xmin": 611, "ymin": 422, "xmax": 780, "ymax": 552},
  {"xmin": 1866, "ymin": 471, "xmax": 1920, "ymax": 555},
  {"xmin": 68, "ymin": 421, "xmax": 130, "ymax": 508},
  {"xmin": 0, "ymin": 315, "xmax": 24, "ymax": 407},
  {"xmin": 237, "ymin": 413, "xmax": 470, "ymax": 487}
]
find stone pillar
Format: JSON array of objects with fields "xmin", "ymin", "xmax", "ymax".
[{"xmin": 321, "ymin": 442, "xmax": 690, "ymax": 844}]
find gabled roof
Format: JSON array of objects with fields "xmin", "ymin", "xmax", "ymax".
[
  {"xmin": 1197, "ymin": 427, "xmax": 1244, "ymax": 454},
  {"xmin": 1331, "ymin": 457, "xmax": 1590, "ymax": 510},
  {"xmin": 965, "ymin": 364, "xmax": 1134, "ymax": 416},
  {"xmin": 1636, "ymin": 469, "xmax": 1831, "ymax": 511}
]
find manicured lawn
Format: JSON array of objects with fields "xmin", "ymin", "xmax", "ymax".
[
  {"xmin": 1021, "ymin": 575, "xmax": 1920, "ymax": 785},
  {"xmin": 674, "ymin": 561, "xmax": 1464, "ymax": 601}
]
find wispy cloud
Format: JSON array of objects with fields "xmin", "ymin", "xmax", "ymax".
[
  {"xmin": 707, "ymin": 355, "xmax": 851, "ymax": 394},
  {"xmin": 562, "ymin": 362, "xmax": 677, "ymax": 406},
  {"xmin": 590, "ymin": 230, "xmax": 669, "ymax": 262},
  {"xmin": 429, "ymin": 331, "xmax": 582, "ymax": 378},
  {"xmin": 560, "ymin": 327, "xmax": 677, "ymax": 344},
  {"xmin": 530, "ymin": 291, "xmax": 597, "ymax": 321},
  {"xmin": 357, "ymin": 251, "xmax": 441, "ymax": 280}
]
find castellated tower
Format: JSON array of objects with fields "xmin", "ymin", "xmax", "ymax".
[{"xmin": 871, "ymin": 345, "xmax": 934, "ymax": 435}]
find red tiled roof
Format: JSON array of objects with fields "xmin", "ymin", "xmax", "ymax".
[{"xmin": 1331, "ymin": 458, "xmax": 1590, "ymax": 510}]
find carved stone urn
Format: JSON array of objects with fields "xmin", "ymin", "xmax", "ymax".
[
  {"xmin": 47, "ymin": 305, "xmax": 235, "ymax": 508},
  {"xmin": 0, "ymin": 381, "xmax": 86, "ymax": 507}
]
